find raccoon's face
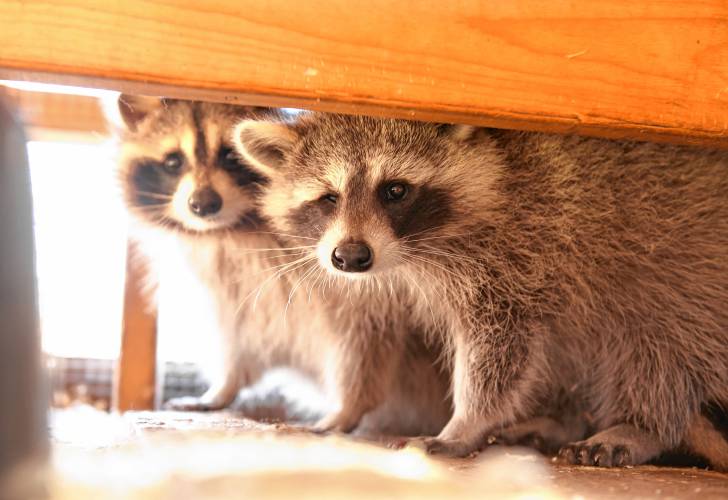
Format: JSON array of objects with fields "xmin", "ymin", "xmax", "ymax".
[
  {"xmin": 117, "ymin": 96, "xmax": 269, "ymax": 233},
  {"xmin": 233, "ymin": 113, "xmax": 500, "ymax": 280}
]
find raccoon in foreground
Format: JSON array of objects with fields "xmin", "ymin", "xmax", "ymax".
[
  {"xmin": 234, "ymin": 112, "xmax": 728, "ymax": 469},
  {"xmin": 113, "ymin": 97, "xmax": 450, "ymax": 436}
]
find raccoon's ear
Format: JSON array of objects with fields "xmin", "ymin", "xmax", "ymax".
[
  {"xmin": 117, "ymin": 94, "xmax": 164, "ymax": 131},
  {"xmin": 233, "ymin": 120, "xmax": 297, "ymax": 178},
  {"xmin": 437, "ymin": 124, "xmax": 478, "ymax": 142}
]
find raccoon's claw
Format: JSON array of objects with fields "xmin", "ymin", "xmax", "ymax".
[
  {"xmin": 313, "ymin": 411, "xmax": 361, "ymax": 434},
  {"xmin": 558, "ymin": 442, "xmax": 632, "ymax": 467},
  {"xmin": 559, "ymin": 424, "xmax": 664, "ymax": 467},
  {"xmin": 163, "ymin": 396, "xmax": 221, "ymax": 412},
  {"xmin": 407, "ymin": 437, "xmax": 479, "ymax": 458}
]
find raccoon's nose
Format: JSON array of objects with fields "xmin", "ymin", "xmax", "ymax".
[
  {"xmin": 188, "ymin": 187, "xmax": 222, "ymax": 217},
  {"xmin": 332, "ymin": 242, "xmax": 373, "ymax": 272}
]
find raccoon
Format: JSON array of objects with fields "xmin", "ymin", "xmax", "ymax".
[
  {"xmin": 233, "ymin": 112, "xmax": 728, "ymax": 469},
  {"xmin": 115, "ymin": 97, "xmax": 450, "ymax": 436}
]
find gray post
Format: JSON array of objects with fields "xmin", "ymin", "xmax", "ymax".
[{"xmin": 0, "ymin": 96, "xmax": 48, "ymax": 499}]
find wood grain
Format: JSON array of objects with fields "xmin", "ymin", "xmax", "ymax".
[
  {"xmin": 0, "ymin": 1, "xmax": 727, "ymax": 145},
  {"xmin": 114, "ymin": 241, "xmax": 157, "ymax": 412}
]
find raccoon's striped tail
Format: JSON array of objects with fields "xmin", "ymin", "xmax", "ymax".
[{"xmin": 684, "ymin": 404, "xmax": 728, "ymax": 472}]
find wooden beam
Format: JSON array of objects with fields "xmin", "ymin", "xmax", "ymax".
[
  {"xmin": 115, "ymin": 241, "xmax": 157, "ymax": 412},
  {"xmin": 1, "ymin": 87, "xmax": 108, "ymax": 137},
  {"xmin": 0, "ymin": 1, "xmax": 726, "ymax": 147}
]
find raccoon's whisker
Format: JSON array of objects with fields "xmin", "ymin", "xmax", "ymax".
[
  {"xmin": 392, "ymin": 249, "xmax": 457, "ymax": 279},
  {"xmin": 417, "ymin": 244, "xmax": 476, "ymax": 256},
  {"xmin": 132, "ymin": 211, "xmax": 173, "ymax": 223},
  {"xmin": 284, "ymin": 261, "xmax": 319, "ymax": 326},
  {"xmin": 307, "ymin": 266, "xmax": 324, "ymax": 303},
  {"xmin": 245, "ymin": 253, "xmax": 316, "ymax": 278},
  {"xmin": 406, "ymin": 259, "xmax": 447, "ymax": 305},
  {"xmin": 400, "ymin": 225, "xmax": 473, "ymax": 244},
  {"xmin": 237, "ymin": 245, "xmax": 318, "ymax": 254},
  {"xmin": 131, "ymin": 203, "xmax": 169, "ymax": 211},
  {"xmin": 399, "ymin": 224, "xmax": 453, "ymax": 241},
  {"xmin": 245, "ymin": 231, "xmax": 318, "ymax": 241},
  {"xmin": 258, "ymin": 250, "xmax": 311, "ymax": 262},
  {"xmin": 407, "ymin": 246, "xmax": 484, "ymax": 265},
  {"xmin": 308, "ymin": 265, "xmax": 325, "ymax": 300},
  {"xmin": 318, "ymin": 272, "xmax": 329, "ymax": 301},
  {"xmin": 234, "ymin": 254, "xmax": 314, "ymax": 311},
  {"xmin": 398, "ymin": 260, "xmax": 436, "ymax": 326},
  {"xmin": 394, "ymin": 249, "xmax": 466, "ymax": 282},
  {"xmin": 146, "ymin": 214, "xmax": 172, "ymax": 227},
  {"xmin": 132, "ymin": 196, "xmax": 172, "ymax": 205},
  {"xmin": 243, "ymin": 251, "xmax": 318, "ymax": 267},
  {"xmin": 418, "ymin": 242, "xmax": 481, "ymax": 256},
  {"xmin": 134, "ymin": 190, "xmax": 174, "ymax": 200},
  {"xmin": 251, "ymin": 256, "xmax": 316, "ymax": 313},
  {"xmin": 325, "ymin": 272, "xmax": 335, "ymax": 300},
  {"xmin": 402, "ymin": 232, "xmax": 474, "ymax": 244},
  {"xmin": 396, "ymin": 252, "xmax": 442, "ymax": 295},
  {"xmin": 305, "ymin": 269, "xmax": 316, "ymax": 303}
]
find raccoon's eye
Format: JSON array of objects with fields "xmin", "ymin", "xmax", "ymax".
[
  {"xmin": 319, "ymin": 193, "xmax": 338, "ymax": 204},
  {"xmin": 220, "ymin": 147, "xmax": 243, "ymax": 171},
  {"xmin": 162, "ymin": 152, "xmax": 184, "ymax": 174},
  {"xmin": 383, "ymin": 182, "xmax": 408, "ymax": 202}
]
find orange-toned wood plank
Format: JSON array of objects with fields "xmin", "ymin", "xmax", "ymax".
[
  {"xmin": 0, "ymin": 1, "xmax": 726, "ymax": 147},
  {"xmin": 1, "ymin": 87, "xmax": 107, "ymax": 136},
  {"xmin": 115, "ymin": 241, "xmax": 157, "ymax": 412}
]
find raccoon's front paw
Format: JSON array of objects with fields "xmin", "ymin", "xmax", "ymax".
[
  {"xmin": 163, "ymin": 396, "xmax": 223, "ymax": 412},
  {"xmin": 558, "ymin": 441, "xmax": 632, "ymax": 467},
  {"xmin": 557, "ymin": 424, "xmax": 664, "ymax": 467},
  {"xmin": 313, "ymin": 410, "xmax": 362, "ymax": 434},
  {"xmin": 407, "ymin": 437, "xmax": 480, "ymax": 458}
]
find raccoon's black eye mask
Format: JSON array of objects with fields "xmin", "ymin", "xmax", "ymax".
[
  {"xmin": 219, "ymin": 146, "xmax": 245, "ymax": 172},
  {"xmin": 130, "ymin": 155, "xmax": 184, "ymax": 208},
  {"xmin": 217, "ymin": 145, "xmax": 269, "ymax": 187},
  {"xmin": 312, "ymin": 181, "xmax": 409, "ymax": 208}
]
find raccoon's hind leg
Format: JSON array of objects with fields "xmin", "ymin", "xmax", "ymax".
[
  {"xmin": 683, "ymin": 406, "xmax": 728, "ymax": 472},
  {"xmin": 356, "ymin": 335, "xmax": 452, "ymax": 438},
  {"xmin": 558, "ymin": 424, "xmax": 666, "ymax": 467},
  {"xmin": 314, "ymin": 320, "xmax": 405, "ymax": 434},
  {"xmin": 164, "ymin": 378, "xmax": 241, "ymax": 411},
  {"xmin": 493, "ymin": 414, "xmax": 590, "ymax": 455},
  {"xmin": 492, "ymin": 390, "xmax": 593, "ymax": 454},
  {"xmin": 164, "ymin": 355, "xmax": 263, "ymax": 411}
]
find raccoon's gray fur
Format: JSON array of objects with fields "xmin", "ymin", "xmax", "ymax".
[
  {"xmin": 234, "ymin": 112, "xmax": 728, "ymax": 469},
  {"xmin": 114, "ymin": 97, "xmax": 451, "ymax": 436}
]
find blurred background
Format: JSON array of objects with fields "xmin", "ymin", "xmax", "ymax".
[{"xmin": 1, "ymin": 81, "xmax": 323, "ymax": 418}]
